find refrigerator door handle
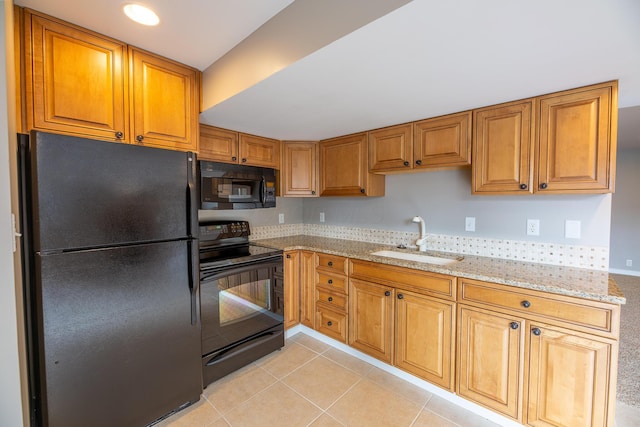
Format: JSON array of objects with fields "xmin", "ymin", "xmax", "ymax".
[
  {"xmin": 187, "ymin": 239, "xmax": 199, "ymax": 325},
  {"xmin": 186, "ymin": 153, "xmax": 198, "ymax": 237}
]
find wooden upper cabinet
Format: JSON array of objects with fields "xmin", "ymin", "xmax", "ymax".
[
  {"xmin": 369, "ymin": 123, "xmax": 413, "ymax": 172},
  {"xmin": 472, "ymin": 100, "xmax": 534, "ymax": 194},
  {"xmin": 129, "ymin": 47, "xmax": 199, "ymax": 152},
  {"xmin": 414, "ymin": 111, "xmax": 472, "ymax": 168},
  {"xmin": 320, "ymin": 133, "xmax": 385, "ymax": 196},
  {"xmin": 198, "ymin": 126, "xmax": 280, "ymax": 169},
  {"xmin": 25, "ymin": 10, "xmax": 128, "ymax": 142},
  {"xmin": 239, "ymin": 134, "xmax": 280, "ymax": 169},
  {"xmin": 281, "ymin": 141, "xmax": 318, "ymax": 197},
  {"xmin": 198, "ymin": 124, "xmax": 238, "ymax": 162},
  {"xmin": 536, "ymin": 81, "xmax": 617, "ymax": 193}
]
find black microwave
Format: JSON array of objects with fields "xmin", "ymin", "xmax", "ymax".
[{"xmin": 199, "ymin": 161, "xmax": 276, "ymax": 209}]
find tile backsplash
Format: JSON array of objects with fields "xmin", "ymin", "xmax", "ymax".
[{"xmin": 250, "ymin": 223, "xmax": 609, "ymax": 271}]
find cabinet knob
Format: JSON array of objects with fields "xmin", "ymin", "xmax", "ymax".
[
  {"xmin": 311, "ymin": 190, "xmax": 316, "ymax": 195},
  {"xmin": 397, "ymin": 293, "xmax": 404, "ymax": 299},
  {"xmin": 286, "ymin": 254, "xmax": 291, "ymax": 259},
  {"xmin": 135, "ymin": 135, "xmax": 144, "ymax": 142},
  {"xmin": 242, "ymin": 158, "xmax": 247, "ymax": 163},
  {"xmin": 510, "ymin": 322, "xmax": 519, "ymax": 330},
  {"xmin": 328, "ymin": 296, "xmax": 333, "ymax": 302},
  {"xmin": 403, "ymin": 161, "xmax": 409, "ymax": 166},
  {"xmin": 327, "ymin": 321, "xmax": 333, "ymax": 327},
  {"xmin": 415, "ymin": 160, "xmax": 422, "ymax": 166},
  {"xmin": 328, "ymin": 279, "xmax": 333, "ymax": 284},
  {"xmin": 521, "ymin": 300, "xmax": 531, "ymax": 308},
  {"xmin": 231, "ymin": 156, "xmax": 237, "ymax": 161},
  {"xmin": 540, "ymin": 183, "xmax": 548, "ymax": 189},
  {"xmin": 328, "ymin": 261, "xmax": 333, "ymax": 267},
  {"xmin": 360, "ymin": 188, "xmax": 365, "ymax": 194},
  {"xmin": 532, "ymin": 328, "xmax": 542, "ymax": 336},
  {"xmin": 384, "ymin": 291, "xmax": 391, "ymax": 296},
  {"xmin": 115, "ymin": 131, "xmax": 124, "ymax": 139},
  {"xmin": 520, "ymin": 183, "xmax": 527, "ymax": 190}
]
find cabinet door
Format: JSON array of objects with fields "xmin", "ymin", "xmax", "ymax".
[
  {"xmin": 473, "ymin": 100, "xmax": 534, "ymax": 194},
  {"xmin": 320, "ymin": 133, "xmax": 385, "ymax": 196},
  {"xmin": 368, "ymin": 123, "xmax": 413, "ymax": 172},
  {"xmin": 526, "ymin": 324, "xmax": 616, "ymax": 427},
  {"xmin": 316, "ymin": 306, "xmax": 348, "ymax": 343},
  {"xmin": 349, "ymin": 279, "xmax": 394, "ymax": 363},
  {"xmin": 458, "ymin": 306, "xmax": 524, "ymax": 421},
  {"xmin": 281, "ymin": 142, "xmax": 318, "ymax": 196},
  {"xmin": 414, "ymin": 111, "xmax": 471, "ymax": 168},
  {"xmin": 199, "ymin": 124, "xmax": 239, "ymax": 163},
  {"xmin": 537, "ymin": 82, "xmax": 617, "ymax": 193},
  {"xmin": 26, "ymin": 11, "xmax": 128, "ymax": 142},
  {"xmin": 283, "ymin": 251, "xmax": 300, "ymax": 329},
  {"xmin": 239, "ymin": 134, "xmax": 281, "ymax": 169},
  {"xmin": 395, "ymin": 290, "xmax": 455, "ymax": 391},
  {"xmin": 129, "ymin": 47, "xmax": 199, "ymax": 152},
  {"xmin": 299, "ymin": 251, "xmax": 316, "ymax": 328}
]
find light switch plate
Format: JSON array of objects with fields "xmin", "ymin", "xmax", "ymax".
[
  {"xmin": 465, "ymin": 217, "xmax": 475, "ymax": 232},
  {"xmin": 565, "ymin": 220, "xmax": 581, "ymax": 239}
]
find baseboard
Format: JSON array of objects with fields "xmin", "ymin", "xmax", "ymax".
[
  {"xmin": 290, "ymin": 326, "xmax": 522, "ymax": 427},
  {"xmin": 609, "ymin": 268, "xmax": 640, "ymax": 277}
]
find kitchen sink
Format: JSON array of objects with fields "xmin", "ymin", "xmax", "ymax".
[{"xmin": 370, "ymin": 250, "xmax": 461, "ymax": 266}]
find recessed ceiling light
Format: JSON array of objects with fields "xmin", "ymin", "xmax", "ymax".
[{"xmin": 123, "ymin": 4, "xmax": 160, "ymax": 26}]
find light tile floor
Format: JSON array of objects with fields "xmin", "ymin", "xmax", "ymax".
[{"xmin": 157, "ymin": 333, "xmax": 639, "ymax": 427}]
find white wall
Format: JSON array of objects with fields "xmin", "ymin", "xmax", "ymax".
[
  {"xmin": 1, "ymin": 1, "xmax": 26, "ymax": 426},
  {"xmin": 610, "ymin": 148, "xmax": 640, "ymax": 273},
  {"xmin": 303, "ymin": 168, "xmax": 612, "ymax": 247}
]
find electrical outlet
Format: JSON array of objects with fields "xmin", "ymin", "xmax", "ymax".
[
  {"xmin": 627, "ymin": 259, "xmax": 633, "ymax": 267},
  {"xmin": 465, "ymin": 217, "xmax": 475, "ymax": 232},
  {"xmin": 320, "ymin": 212, "xmax": 325, "ymax": 223},
  {"xmin": 278, "ymin": 213, "xmax": 284, "ymax": 224},
  {"xmin": 527, "ymin": 219, "xmax": 540, "ymax": 236}
]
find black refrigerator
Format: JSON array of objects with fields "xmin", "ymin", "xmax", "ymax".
[{"xmin": 19, "ymin": 131, "xmax": 202, "ymax": 427}]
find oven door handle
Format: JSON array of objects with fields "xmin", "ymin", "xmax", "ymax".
[{"xmin": 188, "ymin": 238, "xmax": 199, "ymax": 325}]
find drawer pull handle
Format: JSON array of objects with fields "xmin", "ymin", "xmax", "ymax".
[
  {"xmin": 521, "ymin": 300, "xmax": 531, "ymax": 308},
  {"xmin": 327, "ymin": 321, "xmax": 333, "ymax": 327},
  {"xmin": 532, "ymin": 328, "xmax": 542, "ymax": 336},
  {"xmin": 510, "ymin": 322, "xmax": 519, "ymax": 330},
  {"xmin": 328, "ymin": 261, "xmax": 333, "ymax": 267},
  {"xmin": 328, "ymin": 297, "xmax": 333, "ymax": 302},
  {"xmin": 397, "ymin": 294, "xmax": 404, "ymax": 299},
  {"xmin": 384, "ymin": 291, "xmax": 391, "ymax": 296},
  {"xmin": 328, "ymin": 279, "xmax": 333, "ymax": 284}
]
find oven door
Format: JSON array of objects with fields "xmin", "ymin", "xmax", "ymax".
[{"xmin": 200, "ymin": 256, "xmax": 283, "ymax": 356}]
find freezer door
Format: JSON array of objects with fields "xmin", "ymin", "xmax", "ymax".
[
  {"xmin": 29, "ymin": 131, "xmax": 196, "ymax": 252},
  {"xmin": 33, "ymin": 241, "xmax": 201, "ymax": 427}
]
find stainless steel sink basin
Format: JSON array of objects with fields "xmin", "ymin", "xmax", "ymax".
[{"xmin": 370, "ymin": 250, "xmax": 461, "ymax": 266}]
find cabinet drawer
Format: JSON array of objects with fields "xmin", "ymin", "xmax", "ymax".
[
  {"xmin": 316, "ymin": 307, "xmax": 347, "ymax": 343},
  {"xmin": 459, "ymin": 279, "xmax": 620, "ymax": 336},
  {"xmin": 349, "ymin": 259, "xmax": 456, "ymax": 300},
  {"xmin": 316, "ymin": 288, "xmax": 348, "ymax": 311},
  {"xmin": 316, "ymin": 272, "xmax": 348, "ymax": 293},
  {"xmin": 316, "ymin": 253, "xmax": 348, "ymax": 275}
]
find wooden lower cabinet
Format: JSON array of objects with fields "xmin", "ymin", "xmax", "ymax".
[
  {"xmin": 396, "ymin": 290, "xmax": 455, "ymax": 391},
  {"xmin": 526, "ymin": 323, "xmax": 617, "ymax": 427},
  {"xmin": 316, "ymin": 306, "xmax": 348, "ymax": 342},
  {"xmin": 299, "ymin": 251, "xmax": 316, "ymax": 327},
  {"xmin": 348, "ymin": 279, "xmax": 395, "ymax": 363},
  {"xmin": 457, "ymin": 305, "xmax": 525, "ymax": 420},
  {"xmin": 283, "ymin": 250, "xmax": 300, "ymax": 329}
]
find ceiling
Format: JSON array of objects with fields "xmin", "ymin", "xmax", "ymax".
[{"xmin": 14, "ymin": 0, "xmax": 640, "ymax": 149}]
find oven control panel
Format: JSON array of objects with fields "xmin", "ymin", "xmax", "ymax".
[{"xmin": 199, "ymin": 220, "xmax": 250, "ymax": 241}]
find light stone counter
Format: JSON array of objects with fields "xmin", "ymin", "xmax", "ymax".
[{"xmin": 253, "ymin": 235, "xmax": 626, "ymax": 304}]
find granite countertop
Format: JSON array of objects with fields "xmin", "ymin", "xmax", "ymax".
[{"xmin": 253, "ymin": 235, "xmax": 626, "ymax": 304}]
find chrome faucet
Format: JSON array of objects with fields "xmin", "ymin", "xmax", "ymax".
[{"xmin": 412, "ymin": 216, "xmax": 427, "ymax": 252}]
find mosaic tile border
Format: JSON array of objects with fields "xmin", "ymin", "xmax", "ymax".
[{"xmin": 250, "ymin": 223, "xmax": 610, "ymax": 271}]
